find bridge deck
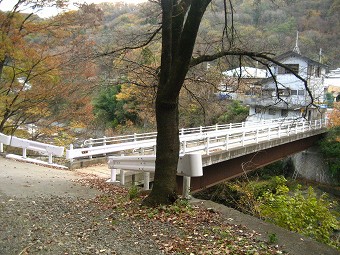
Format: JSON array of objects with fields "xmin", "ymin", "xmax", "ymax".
[
  {"xmin": 105, "ymin": 119, "xmax": 327, "ymax": 194},
  {"xmin": 178, "ymin": 131, "xmax": 325, "ymax": 193}
]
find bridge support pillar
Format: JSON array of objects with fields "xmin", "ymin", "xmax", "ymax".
[
  {"xmin": 143, "ymin": 172, "xmax": 150, "ymax": 190},
  {"xmin": 120, "ymin": 170, "xmax": 126, "ymax": 185},
  {"xmin": 183, "ymin": 176, "xmax": 191, "ymax": 199},
  {"xmin": 48, "ymin": 154, "xmax": 53, "ymax": 164},
  {"xmin": 107, "ymin": 168, "xmax": 117, "ymax": 183}
]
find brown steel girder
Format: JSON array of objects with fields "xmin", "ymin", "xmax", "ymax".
[{"xmin": 176, "ymin": 133, "xmax": 324, "ymax": 194}]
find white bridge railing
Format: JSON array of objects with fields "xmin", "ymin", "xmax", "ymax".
[
  {"xmin": 0, "ymin": 118, "xmax": 327, "ymax": 170},
  {"xmin": 0, "ymin": 133, "xmax": 64, "ymax": 165},
  {"xmin": 106, "ymin": 118, "xmax": 327, "ymax": 196},
  {"xmin": 81, "ymin": 118, "xmax": 289, "ymax": 147},
  {"xmin": 67, "ymin": 118, "xmax": 327, "ymax": 161}
]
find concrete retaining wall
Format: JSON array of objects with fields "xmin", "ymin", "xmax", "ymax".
[{"xmin": 291, "ymin": 146, "xmax": 331, "ymax": 184}]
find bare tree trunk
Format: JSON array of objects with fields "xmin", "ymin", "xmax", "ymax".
[
  {"xmin": 143, "ymin": 95, "xmax": 180, "ymax": 206},
  {"xmin": 142, "ymin": 0, "xmax": 211, "ymax": 206},
  {"xmin": 141, "ymin": 0, "xmax": 305, "ymax": 206}
]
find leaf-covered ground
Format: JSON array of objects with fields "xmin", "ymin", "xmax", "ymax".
[{"xmin": 76, "ymin": 176, "xmax": 286, "ymax": 255}]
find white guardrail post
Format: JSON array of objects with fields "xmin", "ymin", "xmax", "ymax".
[
  {"xmin": 225, "ymin": 133, "xmax": 229, "ymax": 150},
  {"xmin": 278, "ymin": 125, "xmax": 281, "ymax": 138},
  {"xmin": 205, "ymin": 137, "xmax": 210, "ymax": 155},
  {"xmin": 108, "ymin": 153, "xmax": 203, "ymax": 198},
  {"xmin": 69, "ymin": 144, "xmax": 74, "ymax": 163},
  {"xmin": 89, "ymin": 138, "xmax": 93, "ymax": 159},
  {"xmin": 0, "ymin": 133, "xmax": 11, "ymax": 153},
  {"xmin": 68, "ymin": 118, "xmax": 327, "ymax": 162},
  {"xmin": 0, "ymin": 133, "xmax": 64, "ymax": 165},
  {"xmin": 103, "ymin": 136, "xmax": 107, "ymax": 156},
  {"xmin": 267, "ymin": 126, "xmax": 271, "ymax": 140}
]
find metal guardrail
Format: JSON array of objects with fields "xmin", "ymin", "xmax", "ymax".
[
  {"xmin": 106, "ymin": 118, "xmax": 327, "ymax": 196},
  {"xmin": 67, "ymin": 118, "xmax": 326, "ymax": 161},
  {"xmin": 0, "ymin": 133, "xmax": 64, "ymax": 165},
  {"xmin": 108, "ymin": 153, "xmax": 203, "ymax": 176},
  {"xmin": 0, "ymin": 118, "xmax": 327, "ymax": 172},
  {"xmin": 82, "ymin": 117, "xmax": 294, "ymax": 147},
  {"xmin": 107, "ymin": 153, "xmax": 203, "ymax": 197},
  {"xmin": 180, "ymin": 118, "xmax": 326, "ymax": 155}
]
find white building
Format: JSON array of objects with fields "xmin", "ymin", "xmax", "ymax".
[
  {"xmin": 222, "ymin": 66, "xmax": 267, "ymax": 79},
  {"xmin": 246, "ymin": 51, "xmax": 328, "ymax": 121},
  {"xmin": 218, "ymin": 66, "xmax": 267, "ymax": 100}
]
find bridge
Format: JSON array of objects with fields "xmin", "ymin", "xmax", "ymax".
[
  {"xmin": 104, "ymin": 118, "xmax": 327, "ymax": 196},
  {"xmin": 0, "ymin": 118, "xmax": 327, "ymax": 196}
]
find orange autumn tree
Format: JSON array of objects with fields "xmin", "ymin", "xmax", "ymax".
[
  {"xmin": 114, "ymin": 47, "xmax": 160, "ymax": 130},
  {"xmin": 0, "ymin": 9, "xmax": 59, "ymax": 133},
  {"xmin": 0, "ymin": 1, "xmax": 102, "ymax": 141},
  {"xmin": 328, "ymin": 102, "xmax": 340, "ymax": 128}
]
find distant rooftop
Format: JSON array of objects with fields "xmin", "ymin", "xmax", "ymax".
[
  {"xmin": 324, "ymin": 68, "xmax": 340, "ymax": 87},
  {"xmin": 273, "ymin": 51, "xmax": 327, "ymax": 67},
  {"xmin": 223, "ymin": 66, "xmax": 267, "ymax": 79},
  {"xmin": 326, "ymin": 68, "xmax": 340, "ymax": 78}
]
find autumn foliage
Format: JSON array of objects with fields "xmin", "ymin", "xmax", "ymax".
[
  {"xmin": 0, "ymin": 1, "xmax": 102, "ymax": 143},
  {"xmin": 328, "ymin": 102, "xmax": 340, "ymax": 128}
]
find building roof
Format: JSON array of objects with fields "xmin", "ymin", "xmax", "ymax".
[
  {"xmin": 324, "ymin": 68, "xmax": 340, "ymax": 88},
  {"xmin": 223, "ymin": 66, "xmax": 267, "ymax": 78},
  {"xmin": 326, "ymin": 68, "xmax": 340, "ymax": 78},
  {"xmin": 273, "ymin": 51, "xmax": 328, "ymax": 68}
]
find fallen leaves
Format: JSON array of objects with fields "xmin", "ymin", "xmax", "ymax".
[{"xmin": 73, "ymin": 177, "xmax": 287, "ymax": 254}]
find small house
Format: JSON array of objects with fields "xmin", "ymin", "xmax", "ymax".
[{"xmin": 246, "ymin": 51, "xmax": 328, "ymax": 121}]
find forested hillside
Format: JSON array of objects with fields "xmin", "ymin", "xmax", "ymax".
[
  {"xmin": 96, "ymin": 0, "xmax": 339, "ymax": 67},
  {"xmin": 1, "ymin": 0, "xmax": 339, "ymax": 141},
  {"xmin": 89, "ymin": 0, "xmax": 339, "ymax": 131}
]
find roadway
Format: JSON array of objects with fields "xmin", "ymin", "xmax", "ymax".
[{"xmin": 0, "ymin": 157, "xmax": 106, "ymax": 198}]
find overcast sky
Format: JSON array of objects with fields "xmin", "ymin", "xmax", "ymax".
[{"xmin": 0, "ymin": 0, "xmax": 147, "ymax": 18}]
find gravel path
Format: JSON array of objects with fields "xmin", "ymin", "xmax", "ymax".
[
  {"xmin": 0, "ymin": 157, "xmax": 338, "ymax": 255},
  {"xmin": 0, "ymin": 196, "xmax": 164, "ymax": 255},
  {"xmin": 0, "ymin": 157, "xmax": 162, "ymax": 255}
]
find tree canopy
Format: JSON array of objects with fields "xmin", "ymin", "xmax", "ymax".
[{"xmin": 0, "ymin": 1, "xmax": 101, "ymax": 141}]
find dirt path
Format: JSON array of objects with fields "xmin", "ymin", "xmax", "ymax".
[
  {"xmin": 0, "ymin": 157, "xmax": 338, "ymax": 255},
  {"xmin": 0, "ymin": 157, "xmax": 163, "ymax": 255},
  {"xmin": 0, "ymin": 157, "xmax": 102, "ymax": 198}
]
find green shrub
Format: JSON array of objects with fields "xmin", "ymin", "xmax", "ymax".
[
  {"xmin": 217, "ymin": 100, "xmax": 249, "ymax": 124},
  {"xmin": 319, "ymin": 126, "xmax": 340, "ymax": 185},
  {"xmin": 128, "ymin": 185, "xmax": 139, "ymax": 200},
  {"xmin": 268, "ymin": 233, "xmax": 278, "ymax": 244},
  {"xmin": 195, "ymin": 176, "xmax": 287, "ymax": 216},
  {"xmin": 259, "ymin": 180, "xmax": 339, "ymax": 247}
]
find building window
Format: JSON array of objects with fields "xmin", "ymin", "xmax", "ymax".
[
  {"xmin": 278, "ymin": 89, "xmax": 289, "ymax": 97},
  {"xmin": 268, "ymin": 108, "xmax": 276, "ymax": 115},
  {"xmin": 291, "ymin": 90, "xmax": 298, "ymax": 95},
  {"xmin": 307, "ymin": 65, "xmax": 314, "ymax": 77},
  {"xmin": 278, "ymin": 64, "xmax": 299, "ymax": 74},
  {"xmin": 298, "ymin": 90, "xmax": 305, "ymax": 96},
  {"xmin": 316, "ymin": 66, "xmax": 321, "ymax": 77},
  {"xmin": 262, "ymin": 90, "xmax": 272, "ymax": 96},
  {"xmin": 281, "ymin": 109, "xmax": 288, "ymax": 117}
]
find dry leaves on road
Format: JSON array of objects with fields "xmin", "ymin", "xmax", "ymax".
[{"xmin": 74, "ymin": 176, "xmax": 286, "ymax": 255}]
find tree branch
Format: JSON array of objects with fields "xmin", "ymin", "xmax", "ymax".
[{"xmin": 97, "ymin": 26, "xmax": 162, "ymax": 58}]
